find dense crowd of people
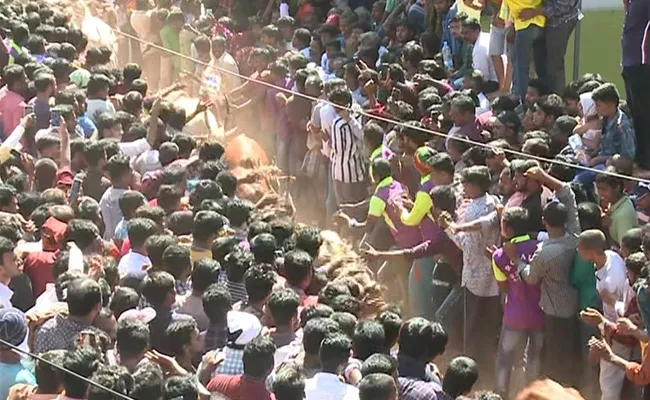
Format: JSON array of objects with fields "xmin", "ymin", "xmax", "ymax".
[{"xmin": 0, "ymin": 0, "xmax": 648, "ymax": 399}]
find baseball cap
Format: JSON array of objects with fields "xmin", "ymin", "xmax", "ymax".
[
  {"xmin": 118, "ymin": 307, "xmax": 157, "ymax": 324},
  {"xmin": 56, "ymin": 167, "xmax": 74, "ymax": 187},
  {"xmin": 0, "ymin": 308, "xmax": 28, "ymax": 347},
  {"xmin": 495, "ymin": 110, "xmax": 521, "ymax": 131},
  {"xmin": 633, "ymin": 181, "xmax": 650, "ymax": 199},
  {"xmin": 227, "ymin": 311, "xmax": 262, "ymax": 346}
]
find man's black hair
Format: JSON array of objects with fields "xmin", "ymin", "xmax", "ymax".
[
  {"xmin": 193, "ymin": 210, "xmax": 226, "ymax": 242},
  {"xmin": 63, "ymin": 219, "xmax": 100, "ymax": 251},
  {"xmin": 375, "ymin": 311, "xmax": 402, "ymax": 350},
  {"xmin": 273, "ymin": 362, "xmax": 306, "ymax": 400},
  {"xmin": 198, "ymin": 141, "xmax": 225, "ymax": 161},
  {"xmin": 122, "ymin": 62, "xmax": 142, "ymax": 83},
  {"xmin": 450, "ymin": 94, "xmax": 475, "ymax": 114},
  {"xmin": 329, "ymin": 294, "xmax": 361, "ymax": 317},
  {"xmin": 535, "ymin": 94, "xmax": 564, "ymax": 120},
  {"xmin": 268, "ymin": 289, "xmax": 300, "ymax": 326},
  {"xmin": 398, "ymin": 318, "xmax": 448, "ymax": 361},
  {"xmin": 527, "ymin": 78, "xmax": 549, "ymax": 96},
  {"xmin": 141, "ymin": 271, "xmax": 175, "ymax": 307},
  {"xmin": 86, "ymin": 73, "xmax": 111, "ymax": 97},
  {"xmin": 116, "ymin": 318, "xmax": 149, "ymax": 358},
  {"xmin": 34, "ymin": 350, "xmax": 66, "ymax": 394},
  {"xmin": 163, "ymin": 376, "xmax": 198, "ymax": 400},
  {"xmin": 543, "ymin": 200, "xmax": 569, "ymax": 228},
  {"xmin": 224, "ymin": 198, "xmax": 253, "ymax": 228},
  {"xmin": 502, "ymin": 207, "xmax": 530, "ymax": 237},
  {"xmin": 109, "ymin": 286, "xmax": 140, "ymax": 318},
  {"xmin": 166, "ymin": 318, "xmax": 198, "ymax": 357},
  {"xmin": 198, "ymin": 160, "xmax": 224, "ymax": 181},
  {"xmin": 319, "ymin": 333, "xmax": 352, "ymax": 373},
  {"xmin": 329, "ymin": 88, "xmax": 352, "ymax": 107},
  {"xmin": 595, "ymin": 167, "xmax": 625, "ymax": 191},
  {"xmin": 34, "ymin": 72, "xmax": 55, "ymax": 92},
  {"xmin": 430, "ymin": 185, "xmax": 457, "ymax": 215},
  {"xmin": 442, "ymin": 356, "xmax": 479, "ymax": 398},
  {"xmin": 353, "ymin": 320, "xmax": 386, "ymax": 360},
  {"xmin": 144, "ymin": 234, "xmax": 177, "ymax": 268},
  {"xmin": 402, "ymin": 41, "xmax": 424, "ymax": 67},
  {"xmin": 225, "ymin": 248, "xmax": 254, "ymax": 283},
  {"xmin": 358, "ymin": 373, "xmax": 396, "ymax": 400},
  {"xmin": 329, "ymin": 312, "xmax": 356, "ymax": 337},
  {"xmin": 0, "ymin": 184, "xmax": 16, "ymax": 209},
  {"xmin": 318, "ymin": 282, "xmax": 352, "ymax": 306},
  {"xmin": 88, "ymin": 365, "xmax": 132, "ymax": 400},
  {"xmin": 372, "ymin": 158, "xmax": 392, "ymax": 183},
  {"xmin": 202, "ymin": 283, "xmax": 232, "ymax": 322},
  {"xmin": 429, "ymin": 152, "xmax": 454, "ymax": 175},
  {"xmin": 361, "ymin": 353, "xmax": 397, "ymax": 376},
  {"xmin": 130, "ymin": 363, "xmax": 164, "ymax": 400},
  {"xmin": 303, "ymin": 317, "xmax": 341, "ymax": 355},
  {"xmin": 66, "ymin": 278, "xmax": 102, "ymax": 317},
  {"xmin": 592, "ymin": 82, "xmax": 620, "ymax": 106},
  {"xmin": 364, "ymin": 121, "xmax": 385, "ymax": 148},
  {"xmin": 283, "ymin": 249, "xmax": 313, "ymax": 287},
  {"xmin": 162, "ymin": 244, "xmax": 192, "ymax": 280},
  {"xmin": 300, "ymin": 304, "xmax": 335, "ymax": 328},
  {"xmin": 171, "ymin": 134, "xmax": 196, "ymax": 158},
  {"xmin": 127, "ymin": 218, "xmax": 158, "ymax": 249},
  {"xmin": 461, "ymin": 166, "xmax": 491, "ymax": 193},
  {"xmin": 60, "ymin": 346, "xmax": 102, "ymax": 398},
  {"xmin": 211, "ymin": 235, "xmax": 239, "ymax": 264},
  {"xmin": 106, "ymin": 154, "xmax": 131, "ymax": 181},
  {"xmin": 216, "ymin": 170, "xmax": 238, "ymax": 198},
  {"xmin": 243, "ymin": 335, "xmax": 276, "ymax": 378},
  {"xmin": 191, "ymin": 258, "xmax": 221, "ymax": 293},
  {"xmin": 247, "ymin": 220, "xmax": 272, "ymax": 242},
  {"xmin": 250, "ymin": 233, "xmax": 277, "ymax": 264},
  {"xmin": 294, "ymin": 227, "xmax": 322, "ymax": 258},
  {"xmin": 244, "ymin": 264, "xmax": 276, "ymax": 303}
]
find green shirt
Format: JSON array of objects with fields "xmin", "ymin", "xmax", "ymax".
[
  {"xmin": 609, "ymin": 195, "xmax": 638, "ymax": 246},
  {"xmin": 569, "ymin": 253, "xmax": 599, "ymax": 310},
  {"xmin": 160, "ymin": 25, "xmax": 181, "ymax": 72}
]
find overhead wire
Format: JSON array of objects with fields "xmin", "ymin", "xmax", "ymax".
[
  {"xmin": 69, "ymin": 7, "xmax": 650, "ymax": 183},
  {"xmin": 0, "ymin": 336, "xmax": 136, "ymax": 400}
]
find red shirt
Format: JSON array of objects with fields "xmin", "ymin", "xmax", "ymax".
[
  {"xmin": 23, "ymin": 251, "xmax": 57, "ymax": 297},
  {"xmin": 207, "ymin": 375, "xmax": 275, "ymax": 400}
]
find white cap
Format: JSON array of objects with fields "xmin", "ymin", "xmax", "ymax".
[{"xmin": 227, "ymin": 311, "xmax": 262, "ymax": 346}]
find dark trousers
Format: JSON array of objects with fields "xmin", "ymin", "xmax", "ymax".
[
  {"xmin": 463, "ymin": 289, "xmax": 502, "ymax": 386},
  {"xmin": 623, "ymin": 65, "xmax": 650, "ymax": 168},
  {"xmin": 542, "ymin": 314, "xmax": 579, "ymax": 388},
  {"xmin": 545, "ymin": 19, "xmax": 577, "ymax": 94}
]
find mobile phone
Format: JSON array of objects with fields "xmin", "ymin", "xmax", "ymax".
[
  {"xmin": 69, "ymin": 175, "xmax": 83, "ymax": 201},
  {"xmin": 24, "ymin": 105, "xmax": 33, "ymax": 116},
  {"xmin": 205, "ymin": 8, "xmax": 213, "ymax": 16},
  {"xmin": 51, "ymin": 107, "xmax": 61, "ymax": 128}
]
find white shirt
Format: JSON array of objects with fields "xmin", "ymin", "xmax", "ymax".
[
  {"xmin": 319, "ymin": 103, "xmax": 338, "ymax": 159},
  {"xmin": 118, "ymin": 251, "xmax": 152, "ymax": 279},
  {"xmin": 304, "ymin": 372, "xmax": 360, "ymax": 400},
  {"xmin": 131, "ymin": 149, "xmax": 161, "ymax": 174},
  {"xmin": 100, "ymin": 187, "xmax": 127, "ymax": 241},
  {"xmin": 0, "ymin": 282, "xmax": 13, "ymax": 308},
  {"xmin": 472, "ymin": 32, "xmax": 498, "ymax": 83},
  {"xmin": 595, "ymin": 250, "xmax": 629, "ymax": 321},
  {"xmin": 477, "ymin": 92, "xmax": 490, "ymax": 114},
  {"xmin": 119, "ymin": 138, "xmax": 151, "ymax": 159}
]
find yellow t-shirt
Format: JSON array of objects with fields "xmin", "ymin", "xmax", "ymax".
[{"xmin": 504, "ymin": 0, "xmax": 545, "ymax": 30}]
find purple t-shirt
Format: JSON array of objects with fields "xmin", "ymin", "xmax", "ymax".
[
  {"xmin": 492, "ymin": 236, "xmax": 544, "ymax": 331},
  {"xmin": 372, "ymin": 178, "xmax": 423, "ymax": 251}
]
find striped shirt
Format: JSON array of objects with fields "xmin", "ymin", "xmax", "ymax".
[{"xmin": 330, "ymin": 115, "xmax": 366, "ymax": 183}]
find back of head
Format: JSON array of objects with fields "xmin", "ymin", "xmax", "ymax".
[
  {"xmin": 66, "ymin": 278, "xmax": 102, "ymax": 317},
  {"xmin": 358, "ymin": 373, "xmax": 397, "ymax": 400},
  {"xmin": 360, "ymin": 353, "xmax": 397, "ymax": 377},
  {"xmin": 243, "ymin": 335, "xmax": 276, "ymax": 379},
  {"xmin": 319, "ymin": 333, "xmax": 352, "ymax": 373},
  {"xmin": 353, "ymin": 320, "xmax": 386, "ymax": 361},
  {"xmin": 442, "ymin": 356, "xmax": 479, "ymax": 398},
  {"xmin": 163, "ymin": 376, "xmax": 198, "ymax": 400},
  {"xmin": 116, "ymin": 318, "xmax": 150, "ymax": 358},
  {"xmin": 578, "ymin": 228, "xmax": 607, "ymax": 252},
  {"xmin": 303, "ymin": 317, "xmax": 341, "ymax": 356},
  {"xmin": 273, "ymin": 362, "xmax": 305, "ymax": 400},
  {"xmin": 61, "ymin": 346, "xmax": 102, "ymax": 398},
  {"xmin": 398, "ymin": 317, "xmax": 447, "ymax": 361}
]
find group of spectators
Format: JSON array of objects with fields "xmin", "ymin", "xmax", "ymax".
[{"xmin": 0, "ymin": 0, "xmax": 648, "ymax": 399}]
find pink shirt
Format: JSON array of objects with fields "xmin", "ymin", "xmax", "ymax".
[{"xmin": 0, "ymin": 86, "xmax": 25, "ymax": 138}]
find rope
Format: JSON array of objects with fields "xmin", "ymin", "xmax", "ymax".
[
  {"xmin": 0, "ymin": 337, "xmax": 136, "ymax": 400},
  {"xmin": 70, "ymin": 8, "xmax": 650, "ymax": 183}
]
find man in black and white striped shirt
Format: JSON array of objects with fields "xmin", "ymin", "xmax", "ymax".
[{"xmin": 328, "ymin": 88, "xmax": 367, "ymax": 206}]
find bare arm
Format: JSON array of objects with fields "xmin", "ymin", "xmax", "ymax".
[{"xmin": 59, "ymin": 120, "xmax": 71, "ymax": 169}]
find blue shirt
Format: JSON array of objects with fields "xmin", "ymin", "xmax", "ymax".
[
  {"xmin": 77, "ymin": 114, "xmax": 97, "ymax": 138},
  {"xmin": 0, "ymin": 361, "xmax": 35, "ymax": 399},
  {"xmin": 442, "ymin": 4, "xmax": 462, "ymax": 55},
  {"xmin": 598, "ymin": 109, "xmax": 636, "ymax": 160}
]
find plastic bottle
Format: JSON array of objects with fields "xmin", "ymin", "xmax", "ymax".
[{"xmin": 442, "ymin": 41, "xmax": 453, "ymax": 71}]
